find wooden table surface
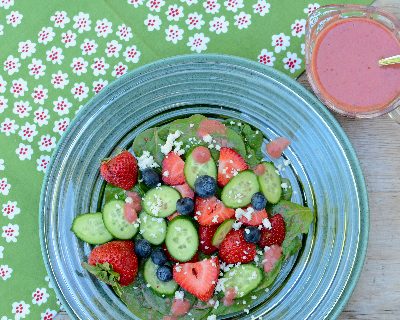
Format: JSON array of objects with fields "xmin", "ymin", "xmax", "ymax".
[{"xmin": 57, "ymin": 1, "xmax": 400, "ymax": 319}]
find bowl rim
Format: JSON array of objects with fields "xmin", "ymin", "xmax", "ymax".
[{"xmin": 39, "ymin": 53, "xmax": 369, "ymax": 319}]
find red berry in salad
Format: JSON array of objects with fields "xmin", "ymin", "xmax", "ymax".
[
  {"xmin": 162, "ymin": 152, "xmax": 185, "ymax": 185},
  {"xmin": 85, "ymin": 240, "xmax": 138, "ymax": 286},
  {"xmin": 173, "ymin": 257, "xmax": 220, "ymax": 302},
  {"xmin": 195, "ymin": 196, "xmax": 235, "ymax": 226},
  {"xmin": 191, "ymin": 146, "xmax": 211, "ymax": 164},
  {"xmin": 199, "ymin": 225, "xmax": 219, "ymax": 255},
  {"xmin": 219, "ymin": 229, "xmax": 257, "ymax": 264},
  {"xmin": 100, "ymin": 151, "xmax": 138, "ymax": 190},
  {"xmin": 258, "ymin": 214, "xmax": 286, "ymax": 247},
  {"xmin": 217, "ymin": 147, "xmax": 248, "ymax": 186}
]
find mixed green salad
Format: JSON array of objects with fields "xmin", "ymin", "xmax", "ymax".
[{"xmin": 72, "ymin": 114, "xmax": 314, "ymax": 319}]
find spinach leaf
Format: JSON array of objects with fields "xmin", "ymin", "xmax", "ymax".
[
  {"xmin": 132, "ymin": 127, "xmax": 165, "ymax": 165},
  {"xmin": 224, "ymin": 118, "xmax": 264, "ymax": 167},
  {"xmin": 104, "ymin": 183, "xmax": 126, "ymax": 202},
  {"xmin": 271, "ymin": 200, "xmax": 314, "ymax": 257},
  {"xmin": 256, "ymin": 257, "xmax": 284, "ymax": 291}
]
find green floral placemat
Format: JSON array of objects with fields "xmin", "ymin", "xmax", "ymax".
[{"xmin": 0, "ymin": 0, "xmax": 370, "ymax": 318}]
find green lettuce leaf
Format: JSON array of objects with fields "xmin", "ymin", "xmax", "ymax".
[
  {"xmin": 132, "ymin": 127, "xmax": 166, "ymax": 165},
  {"xmin": 271, "ymin": 200, "xmax": 314, "ymax": 257},
  {"xmin": 224, "ymin": 118, "xmax": 264, "ymax": 167}
]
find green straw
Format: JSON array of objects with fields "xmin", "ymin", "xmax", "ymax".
[{"xmin": 379, "ymin": 55, "xmax": 400, "ymax": 66}]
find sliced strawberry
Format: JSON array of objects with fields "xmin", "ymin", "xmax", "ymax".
[
  {"xmin": 171, "ymin": 298, "xmax": 191, "ymax": 317},
  {"xmin": 172, "ymin": 183, "xmax": 195, "ymax": 199},
  {"xmin": 266, "ymin": 137, "xmax": 291, "ymax": 159},
  {"xmin": 195, "ymin": 196, "xmax": 235, "ymax": 226},
  {"xmin": 100, "ymin": 151, "xmax": 138, "ymax": 190},
  {"xmin": 218, "ymin": 229, "xmax": 257, "ymax": 264},
  {"xmin": 259, "ymin": 214, "xmax": 286, "ymax": 248},
  {"xmin": 199, "ymin": 225, "xmax": 219, "ymax": 255},
  {"xmin": 217, "ymin": 147, "xmax": 248, "ymax": 186},
  {"xmin": 162, "ymin": 152, "xmax": 185, "ymax": 185},
  {"xmin": 239, "ymin": 208, "xmax": 269, "ymax": 226},
  {"xmin": 173, "ymin": 257, "xmax": 220, "ymax": 302},
  {"xmin": 162, "ymin": 244, "xmax": 199, "ymax": 263},
  {"xmin": 263, "ymin": 245, "xmax": 282, "ymax": 272}
]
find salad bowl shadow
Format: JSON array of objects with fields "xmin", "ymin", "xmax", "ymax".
[{"xmin": 40, "ymin": 54, "xmax": 368, "ymax": 320}]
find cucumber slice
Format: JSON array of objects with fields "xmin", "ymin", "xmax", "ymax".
[
  {"xmin": 142, "ymin": 186, "xmax": 181, "ymax": 218},
  {"xmin": 281, "ymin": 178, "xmax": 292, "ymax": 201},
  {"xmin": 258, "ymin": 162, "xmax": 282, "ymax": 204},
  {"xmin": 139, "ymin": 211, "xmax": 167, "ymax": 245},
  {"xmin": 212, "ymin": 219, "xmax": 234, "ymax": 247},
  {"xmin": 184, "ymin": 149, "xmax": 217, "ymax": 188},
  {"xmin": 103, "ymin": 200, "xmax": 139, "ymax": 239},
  {"xmin": 144, "ymin": 259, "xmax": 178, "ymax": 296},
  {"xmin": 221, "ymin": 171, "xmax": 259, "ymax": 208},
  {"xmin": 165, "ymin": 217, "xmax": 199, "ymax": 262},
  {"xmin": 223, "ymin": 264, "xmax": 263, "ymax": 298},
  {"xmin": 71, "ymin": 213, "xmax": 113, "ymax": 244}
]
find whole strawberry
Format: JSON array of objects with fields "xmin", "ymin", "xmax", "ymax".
[
  {"xmin": 258, "ymin": 214, "xmax": 286, "ymax": 247},
  {"xmin": 100, "ymin": 151, "xmax": 138, "ymax": 190},
  {"xmin": 219, "ymin": 229, "xmax": 257, "ymax": 264},
  {"xmin": 83, "ymin": 240, "xmax": 138, "ymax": 289}
]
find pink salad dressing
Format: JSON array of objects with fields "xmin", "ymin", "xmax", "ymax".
[{"xmin": 312, "ymin": 17, "xmax": 400, "ymax": 114}]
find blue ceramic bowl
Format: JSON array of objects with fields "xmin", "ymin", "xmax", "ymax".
[{"xmin": 40, "ymin": 55, "xmax": 369, "ymax": 319}]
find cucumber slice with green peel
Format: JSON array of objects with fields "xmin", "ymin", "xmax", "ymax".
[
  {"xmin": 144, "ymin": 259, "xmax": 178, "ymax": 296},
  {"xmin": 221, "ymin": 171, "xmax": 259, "ymax": 208},
  {"xmin": 103, "ymin": 200, "xmax": 139, "ymax": 239},
  {"xmin": 281, "ymin": 178, "xmax": 292, "ymax": 201},
  {"xmin": 223, "ymin": 264, "xmax": 263, "ymax": 298},
  {"xmin": 212, "ymin": 219, "xmax": 235, "ymax": 247},
  {"xmin": 258, "ymin": 162, "xmax": 282, "ymax": 204},
  {"xmin": 142, "ymin": 186, "xmax": 181, "ymax": 218},
  {"xmin": 71, "ymin": 213, "xmax": 113, "ymax": 244},
  {"xmin": 165, "ymin": 217, "xmax": 199, "ymax": 262},
  {"xmin": 139, "ymin": 211, "xmax": 167, "ymax": 245},
  {"xmin": 184, "ymin": 149, "xmax": 217, "ymax": 188}
]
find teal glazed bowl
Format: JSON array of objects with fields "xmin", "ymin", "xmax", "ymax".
[{"xmin": 40, "ymin": 55, "xmax": 369, "ymax": 319}]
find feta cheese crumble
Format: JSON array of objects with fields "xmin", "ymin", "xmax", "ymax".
[
  {"xmin": 161, "ymin": 130, "xmax": 183, "ymax": 155},
  {"xmin": 138, "ymin": 151, "xmax": 159, "ymax": 170}
]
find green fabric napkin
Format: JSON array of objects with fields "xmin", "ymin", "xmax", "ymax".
[{"xmin": 0, "ymin": 0, "xmax": 370, "ymax": 318}]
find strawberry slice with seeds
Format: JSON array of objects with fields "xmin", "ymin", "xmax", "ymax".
[
  {"xmin": 173, "ymin": 257, "xmax": 220, "ymax": 302},
  {"xmin": 100, "ymin": 151, "xmax": 138, "ymax": 190},
  {"xmin": 258, "ymin": 214, "xmax": 286, "ymax": 247},
  {"xmin": 195, "ymin": 196, "xmax": 235, "ymax": 226},
  {"xmin": 217, "ymin": 147, "xmax": 248, "ymax": 186},
  {"xmin": 218, "ymin": 229, "xmax": 257, "ymax": 264},
  {"xmin": 162, "ymin": 152, "xmax": 185, "ymax": 186},
  {"xmin": 199, "ymin": 225, "xmax": 219, "ymax": 255},
  {"xmin": 239, "ymin": 208, "xmax": 269, "ymax": 226}
]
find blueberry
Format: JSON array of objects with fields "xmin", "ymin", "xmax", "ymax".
[
  {"xmin": 151, "ymin": 247, "xmax": 168, "ymax": 266},
  {"xmin": 243, "ymin": 227, "xmax": 261, "ymax": 243},
  {"xmin": 156, "ymin": 265, "xmax": 173, "ymax": 282},
  {"xmin": 135, "ymin": 239, "xmax": 152, "ymax": 259},
  {"xmin": 142, "ymin": 168, "xmax": 160, "ymax": 188},
  {"xmin": 176, "ymin": 197, "xmax": 194, "ymax": 215},
  {"xmin": 251, "ymin": 192, "xmax": 267, "ymax": 210},
  {"xmin": 194, "ymin": 175, "xmax": 217, "ymax": 198}
]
